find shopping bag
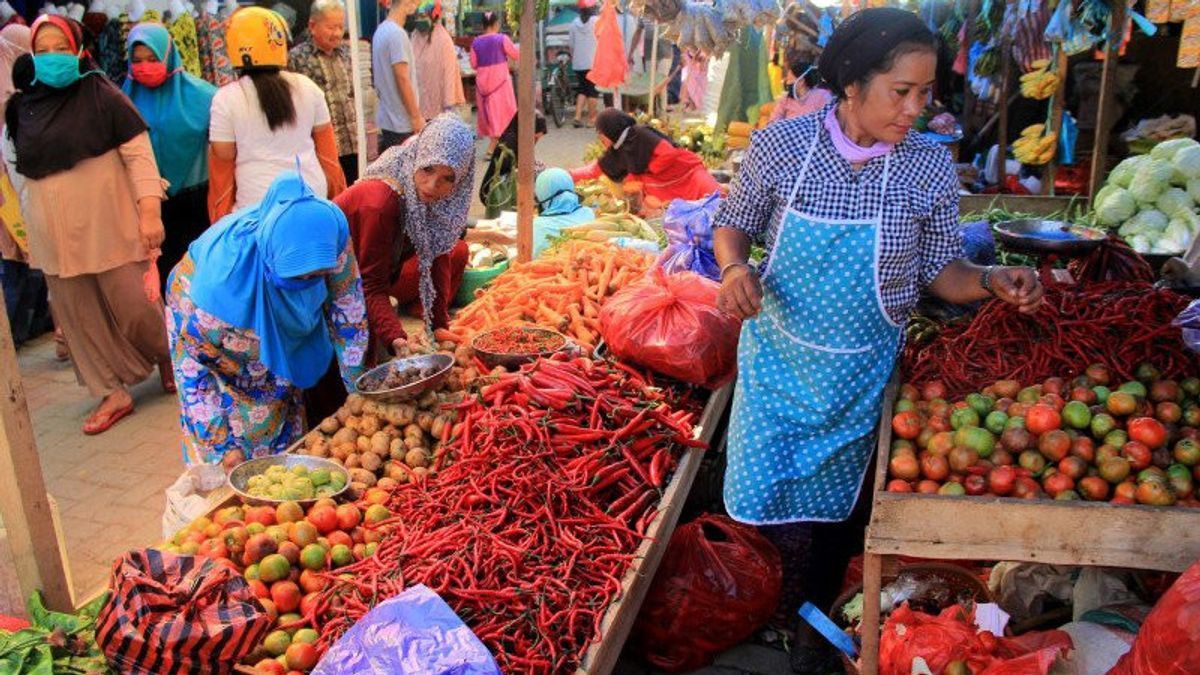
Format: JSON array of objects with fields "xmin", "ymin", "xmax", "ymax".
[
  {"xmin": 0, "ymin": 168, "xmax": 27, "ymax": 254},
  {"xmin": 632, "ymin": 514, "xmax": 782, "ymax": 672},
  {"xmin": 600, "ymin": 268, "xmax": 740, "ymax": 388},
  {"xmin": 657, "ymin": 190, "xmax": 722, "ymax": 280},
  {"xmin": 1109, "ymin": 557, "xmax": 1200, "ymax": 674},
  {"xmin": 95, "ymin": 549, "xmax": 272, "ymax": 674}
]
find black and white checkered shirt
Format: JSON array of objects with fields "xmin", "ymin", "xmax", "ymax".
[{"xmin": 714, "ymin": 104, "xmax": 962, "ymax": 325}]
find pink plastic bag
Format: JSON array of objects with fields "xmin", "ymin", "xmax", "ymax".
[
  {"xmin": 1109, "ymin": 558, "xmax": 1200, "ymax": 674},
  {"xmin": 599, "ymin": 268, "xmax": 740, "ymax": 388},
  {"xmin": 587, "ymin": 0, "xmax": 628, "ymax": 88}
]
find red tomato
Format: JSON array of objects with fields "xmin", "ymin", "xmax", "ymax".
[
  {"xmin": 987, "ymin": 466, "xmax": 1017, "ymax": 496},
  {"xmin": 1078, "ymin": 476, "xmax": 1110, "ymax": 501},
  {"xmin": 1122, "ymin": 441, "xmax": 1153, "ymax": 471},
  {"xmin": 255, "ymin": 659, "xmax": 286, "ymax": 675},
  {"xmin": 921, "ymin": 381, "xmax": 947, "ymax": 401},
  {"xmin": 1043, "ymin": 473, "xmax": 1076, "ymax": 498},
  {"xmin": 889, "ymin": 454, "xmax": 920, "ymax": 481},
  {"xmin": 1039, "ymin": 393, "xmax": 1065, "ymax": 410},
  {"xmin": 1127, "ymin": 417, "xmax": 1167, "ymax": 449},
  {"xmin": 1026, "ymin": 404, "xmax": 1062, "ymax": 435},
  {"xmin": 900, "ymin": 384, "xmax": 919, "ymax": 401},
  {"xmin": 964, "ymin": 474, "xmax": 988, "ymax": 496},
  {"xmin": 1043, "ymin": 377, "xmax": 1065, "ymax": 396},
  {"xmin": 891, "ymin": 411, "xmax": 923, "ymax": 440},
  {"xmin": 886, "ymin": 479, "xmax": 913, "ymax": 492},
  {"xmin": 921, "ymin": 454, "xmax": 950, "ymax": 481},
  {"xmin": 1038, "ymin": 430, "xmax": 1071, "ymax": 462},
  {"xmin": 306, "ymin": 505, "xmax": 339, "ymax": 535},
  {"xmin": 916, "ymin": 480, "xmax": 942, "ymax": 494}
]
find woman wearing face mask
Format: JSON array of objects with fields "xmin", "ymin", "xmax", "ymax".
[
  {"xmin": 166, "ymin": 171, "xmax": 368, "ymax": 468},
  {"xmin": 208, "ymin": 7, "xmax": 346, "ymax": 223},
  {"xmin": 711, "ymin": 10, "xmax": 1044, "ymax": 669},
  {"xmin": 768, "ymin": 52, "xmax": 832, "ymax": 124},
  {"xmin": 334, "ymin": 114, "xmax": 472, "ymax": 359},
  {"xmin": 6, "ymin": 15, "xmax": 172, "ymax": 435},
  {"xmin": 532, "ymin": 168, "xmax": 593, "ymax": 258},
  {"xmin": 123, "ymin": 22, "xmax": 217, "ymax": 294},
  {"xmin": 410, "ymin": 0, "xmax": 464, "ymax": 120},
  {"xmin": 570, "ymin": 108, "xmax": 719, "ymax": 215}
]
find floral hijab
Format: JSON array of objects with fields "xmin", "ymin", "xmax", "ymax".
[{"xmin": 362, "ymin": 114, "xmax": 475, "ymax": 333}]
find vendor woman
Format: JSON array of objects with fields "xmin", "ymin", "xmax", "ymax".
[
  {"xmin": 335, "ymin": 114, "xmax": 472, "ymax": 359},
  {"xmin": 570, "ymin": 108, "xmax": 719, "ymax": 212},
  {"xmin": 712, "ymin": 8, "xmax": 1043, "ymax": 669},
  {"xmin": 167, "ymin": 172, "xmax": 368, "ymax": 467}
]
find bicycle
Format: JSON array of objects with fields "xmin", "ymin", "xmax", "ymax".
[{"xmin": 542, "ymin": 51, "xmax": 574, "ymax": 128}]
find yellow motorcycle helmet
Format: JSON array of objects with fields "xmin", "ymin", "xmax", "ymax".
[{"xmin": 226, "ymin": 7, "xmax": 290, "ymax": 69}]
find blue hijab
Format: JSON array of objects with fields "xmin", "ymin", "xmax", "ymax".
[
  {"xmin": 187, "ymin": 172, "xmax": 350, "ymax": 388},
  {"xmin": 122, "ymin": 23, "xmax": 216, "ymax": 196},
  {"xmin": 533, "ymin": 168, "xmax": 594, "ymax": 257}
]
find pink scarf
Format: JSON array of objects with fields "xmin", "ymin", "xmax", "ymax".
[{"xmin": 824, "ymin": 106, "xmax": 894, "ymax": 163}]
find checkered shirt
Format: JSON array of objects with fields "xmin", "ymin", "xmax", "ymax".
[{"xmin": 713, "ymin": 104, "xmax": 962, "ymax": 325}]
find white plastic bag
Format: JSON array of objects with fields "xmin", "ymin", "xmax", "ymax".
[{"xmin": 161, "ymin": 464, "xmax": 226, "ymax": 539}]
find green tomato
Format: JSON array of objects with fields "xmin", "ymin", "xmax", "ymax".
[
  {"xmin": 894, "ymin": 399, "xmax": 916, "ymax": 413},
  {"xmin": 1062, "ymin": 401, "xmax": 1093, "ymax": 430},
  {"xmin": 958, "ymin": 427, "xmax": 996, "ymax": 458},
  {"xmin": 1118, "ymin": 381, "xmax": 1148, "ymax": 399},
  {"xmin": 1093, "ymin": 386, "xmax": 1111, "ymax": 404},
  {"xmin": 950, "ymin": 407, "xmax": 981, "ymax": 430},
  {"xmin": 1004, "ymin": 416, "xmax": 1027, "ymax": 431},
  {"xmin": 966, "ymin": 393, "xmax": 995, "ymax": 417},
  {"xmin": 985, "ymin": 410, "xmax": 1009, "ymax": 435}
]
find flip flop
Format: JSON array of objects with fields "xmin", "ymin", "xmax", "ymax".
[
  {"xmin": 159, "ymin": 364, "xmax": 177, "ymax": 394},
  {"xmin": 82, "ymin": 404, "xmax": 134, "ymax": 435}
]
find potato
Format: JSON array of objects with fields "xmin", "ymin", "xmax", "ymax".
[
  {"xmin": 377, "ymin": 477, "xmax": 400, "ymax": 490},
  {"xmin": 332, "ymin": 427, "xmax": 358, "ymax": 446},
  {"xmin": 370, "ymin": 431, "xmax": 390, "ymax": 455},
  {"xmin": 348, "ymin": 468, "xmax": 377, "ymax": 487},
  {"xmin": 355, "ymin": 435, "xmax": 371, "ymax": 453},
  {"xmin": 309, "ymin": 439, "xmax": 330, "ymax": 458},
  {"xmin": 389, "ymin": 438, "xmax": 406, "ymax": 456},
  {"xmin": 360, "ymin": 452, "xmax": 382, "ymax": 473},
  {"xmin": 347, "ymin": 481, "xmax": 366, "ymax": 500},
  {"xmin": 404, "ymin": 448, "xmax": 430, "ymax": 468},
  {"xmin": 410, "ymin": 466, "xmax": 430, "ymax": 482},
  {"xmin": 431, "ymin": 414, "xmax": 453, "ymax": 441},
  {"xmin": 344, "ymin": 415, "xmax": 361, "ymax": 432},
  {"xmin": 328, "ymin": 456, "xmax": 344, "ymax": 466},
  {"xmin": 404, "ymin": 424, "xmax": 425, "ymax": 441},
  {"xmin": 331, "ymin": 443, "xmax": 351, "ymax": 461},
  {"xmin": 385, "ymin": 404, "xmax": 416, "ymax": 427},
  {"xmin": 403, "ymin": 435, "xmax": 426, "ymax": 451},
  {"xmin": 362, "ymin": 400, "xmax": 380, "ymax": 417},
  {"xmin": 335, "ymin": 406, "xmax": 352, "ymax": 424},
  {"xmin": 385, "ymin": 461, "xmax": 409, "ymax": 481},
  {"xmin": 359, "ymin": 414, "xmax": 381, "ymax": 437},
  {"xmin": 382, "ymin": 424, "xmax": 399, "ymax": 437},
  {"xmin": 344, "ymin": 453, "xmax": 362, "ymax": 469},
  {"xmin": 346, "ymin": 394, "xmax": 365, "ymax": 415},
  {"xmin": 417, "ymin": 391, "xmax": 438, "ymax": 410}
]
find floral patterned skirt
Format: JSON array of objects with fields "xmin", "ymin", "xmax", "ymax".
[{"xmin": 166, "ymin": 256, "xmax": 305, "ymax": 465}]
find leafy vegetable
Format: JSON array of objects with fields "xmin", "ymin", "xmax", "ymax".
[
  {"xmin": 1175, "ymin": 145, "xmax": 1200, "ymax": 181},
  {"xmin": 1150, "ymin": 137, "xmax": 1199, "ymax": 162},
  {"xmin": 1130, "ymin": 160, "xmax": 1173, "ymax": 204},
  {"xmin": 1108, "ymin": 155, "xmax": 1149, "ymax": 188},
  {"xmin": 0, "ymin": 592, "xmax": 111, "ymax": 675},
  {"xmin": 1096, "ymin": 186, "xmax": 1137, "ymax": 226},
  {"xmin": 1118, "ymin": 208, "xmax": 1168, "ymax": 237},
  {"xmin": 1157, "ymin": 187, "xmax": 1194, "ymax": 219}
]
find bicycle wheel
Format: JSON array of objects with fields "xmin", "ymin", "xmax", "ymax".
[{"xmin": 551, "ymin": 71, "xmax": 571, "ymax": 128}]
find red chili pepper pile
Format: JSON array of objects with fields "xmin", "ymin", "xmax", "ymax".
[
  {"xmin": 904, "ymin": 281, "xmax": 1200, "ymax": 399},
  {"xmin": 473, "ymin": 326, "xmax": 567, "ymax": 355},
  {"xmin": 309, "ymin": 355, "xmax": 703, "ymax": 673},
  {"xmin": 1067, "ymin": 237, "xmax": 1155, "ymax": 283}
]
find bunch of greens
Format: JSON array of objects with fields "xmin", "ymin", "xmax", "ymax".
[{"xmin": 0, "ymin": 592, "xmax": 111, "ymax": 674}]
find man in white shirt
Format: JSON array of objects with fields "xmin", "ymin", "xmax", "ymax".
[{"xmin": 373, "ymin": 0, "xmax": 425, "ymax": 153}]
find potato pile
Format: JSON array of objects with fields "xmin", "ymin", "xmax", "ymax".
[{"xmin": 298, "ymin": 388, "xmax": 464, "ymax": 498}]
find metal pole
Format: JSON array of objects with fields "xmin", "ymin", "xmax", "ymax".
[
  {"xmin": 516, "ymin": 0, "xmax": 536, "ymax": 262},
  {"xmin": 347, "ymin": 0, "xmax": 369, "ymax": 177},
  {"xmin": 1088, "ymin": 2, "xmax": 1127, "ymax": 201},
  {"xmin": 648, "ymin": 20, "xmax": 658, "ymax": 117}
]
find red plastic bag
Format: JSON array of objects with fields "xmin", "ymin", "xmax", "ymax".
[
  {"xmin": 632, "ymin": 514, "xmax": 782, "ymax": 672},
  {"xmin": 600, "ymin": 268, "xmax": 740, "ymax": 388},
  {"xmin": 587, "ymin": 0, "xmax": 628, "ymax": 88},
  {"xmin": 880, "ymin": 604, "xmax": 1071, "ymax": 675},
  {"xmin": 1110, "ymin": 558, "xmax": 1200, "ymax": 674},
  {"xmin": 96, "ymin": 549, "xmax": 273, "ymax": 674}
]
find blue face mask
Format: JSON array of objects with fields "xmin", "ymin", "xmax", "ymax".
[
  {"xmin": 266, "ymin": 267, "xmax": 324, "ymax": 291},
  {"xmin": 32, "ymin": 52, "xmax": 84, "ymax": 89}
]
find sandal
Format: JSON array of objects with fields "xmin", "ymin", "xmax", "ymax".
[
  {"xmin": 82, "ymin": 402, "xmax": 134, "ymax": 435},
  {"xmin": 159, "ymin": 363, "xmax": 177, "ymax": 394}
]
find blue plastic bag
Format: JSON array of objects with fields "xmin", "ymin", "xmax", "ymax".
[
  {"xmin": 961, "ymin": 220, "xmax": 997, "ymax": 266},
  {"xmin": 658, "ymin": 192, "xmax": 722, "ymax": 280},
  {"xmin": 1059, "ymin": 112, "xmax": 1078, "ymax": 166},
  {"xmin": 313, "ymin": 585, "xmax": 501, "ymax": 675},
  {"xmin": 1173, "ymin": 300, "xmax": 1200, "ymax": 354}
]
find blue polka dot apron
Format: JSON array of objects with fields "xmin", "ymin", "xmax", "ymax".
[{"xmin": 725, "ymin": 137, "xmax": 902, "ymax": 524}]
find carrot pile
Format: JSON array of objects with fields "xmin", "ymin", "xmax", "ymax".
[
  {"xmin": 904, "ymin": 281, "xmax": 1200, "ymax": 399},
  {"xmin": 440, "ymin": 241, "xmax": 656, "ymax": 350},
  {"xmin": 308, "ymin": 355, "xmax": 703, "ymax": 673}
]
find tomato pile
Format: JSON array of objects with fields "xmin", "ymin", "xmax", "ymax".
[
  {"xmin": 888, "ymin": 363, "xmax": 1200, "ymax": 506},
  {"xmin": 165, "ymin": 498, "xmax": 393, "ymax": 674}
]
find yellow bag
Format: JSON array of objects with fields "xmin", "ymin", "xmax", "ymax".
[{"xmin": 0, "ymin": 169, "xmax": 26, "ymax": 254}]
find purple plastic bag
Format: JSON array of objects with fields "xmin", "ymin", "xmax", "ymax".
[
  {"xmin": 1173, "ymin": 300, "xmax": 1200, "ymax": 353},
  {"xmin": 312, "ymin": 585, "xmax": 501, "ymax": 675},
  {"xmin": 658, "ymin": 192, "xmax": 723, "ymax": 280}
]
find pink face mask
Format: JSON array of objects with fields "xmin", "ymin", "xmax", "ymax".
[
  {"xmin": 823, "ymin": 106, "xmax": 894, "ymax": 163},
  {"xmin": 131, "ymin": 61, "xmax": 169, "ymax": 88}
]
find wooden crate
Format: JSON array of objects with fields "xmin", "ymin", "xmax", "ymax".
[{"xmin": 856, "ymin": 377, "xmax": 1200, "ymax": 675}]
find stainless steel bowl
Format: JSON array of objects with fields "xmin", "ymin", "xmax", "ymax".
[
  {"xmin": 227, "ymin": 455, "xmax": 349, "ymax": 506},
  {"xmin": 471, "ymin": 327, "xmax": 569, "ymax": 370},
  {"xmin": 354, "ymin": 353, "xmax": 454, "ymax": 403},
  {"xmin": 993, "ymin": 219, "xmax": 1107, "ymax": 257}
]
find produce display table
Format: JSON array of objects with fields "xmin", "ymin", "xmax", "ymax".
[{"xmin": 857, "ymin": 377, "xmax": 1200, "ymax": 675}]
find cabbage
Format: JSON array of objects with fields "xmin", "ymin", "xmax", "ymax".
[
  {"xmin": 1108, "ymin": 156, "xmax": 1149, "ymax": 188},
  {"xmin": 1162, "ymin": 219, "xmax": 1194, "ymax": 252},
  {"xmin": 1158, "ymin": 187, "xmax": 1194, "ymax": 219},
  {"xmin": 1130, "ymin": 160, "xmax": 1173, "ymax": 204},
  {"xmin": 1151, "ymin": 238, "xmax": 1183, "ymax": 254},
  {"xmin": 1095, "ymin": 184, "xmax": 1118, "ymax": 206},
  {"xmin": 1151, "ymin": 137, "xmax": 1200, "ymax": 162},
  {"xmin": 1189, "ymin": 177, "xmax": 1200, "ymax": 204},
  {"xmin": 1127, "ymin": 234, "xmax": 1152, "ymax": 253},
  {"xmin": 1118, "ymin": 208, "xmax": 1169, "ymax": 236},
  {"xmin": 1096, "ymin": 186, "xmax": 1138, "ymax": 226},
  {"xmin": 1175, "ymin": 145, "xmax": 1200, "ymax": 180}
]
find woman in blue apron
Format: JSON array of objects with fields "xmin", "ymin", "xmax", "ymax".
[{"xmin": 712, "ymin": 8, "xmax": 1044, "ymax": 670}]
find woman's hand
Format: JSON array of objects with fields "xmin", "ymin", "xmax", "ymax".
[
  {"xmin": 139, "ymin": 211, "xmax": 165, "ymax": 252},
  {"xmin": 221, "ymin": 449, "xmax": 246, "ymax": 473},
  {"xmin": 391, "ymin": 333, "xmax": 431, "ymax": 357},
  {"xmin": 718, "ymin": 265, "xmax": 763, "ymax": 320},
  {"xmin": 990, "ymin": 266, "xmax": 1045, "ymax": 314}
]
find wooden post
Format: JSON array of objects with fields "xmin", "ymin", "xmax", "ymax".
[
  {"xmin": 960, "ymin": 0, "xmax": 978, "ymax": 134},
  {"xmin": 515, "ymin": 0, "xmax": 536, "ymax": 262},
  {"xmin": 648, "ymin": 21, "xmax": 659, "ymax": 118},
  {"xmin": 859, "ymin": 552, "xmax": 884, "ymax": 675},
  {"xmin": 346, "ymin": 0, "xmax": 368, "ymax": 176},
  {"xmin": 0, "ymin": 291, "xmax": 73, "ymax": 612},
  {"xmin": 1088, "ymin": 1, "xmax": 1127, "ymax": 201},
  {"xmin": 997, "ymin": 52, "xmax": 1011, "ymax": 189},
  {"xmin": 1043, "ymin": 47, "xmax": 1070, "ymax": 195}
]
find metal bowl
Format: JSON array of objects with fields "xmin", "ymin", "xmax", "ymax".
[
  {"xmin": 993, "ymin": 219, "xmax": 1107, "ymax": 257},
  {"xmin": 354, "ymin": 353, "xmax": 454, "ymax": 403},
  {"xmin": 228, "ymin": 455, "xmax": 349, "ymax": 506},
  {"xmin": 471, "ymin": 327, "xmax": 569, "ymax": 370}
]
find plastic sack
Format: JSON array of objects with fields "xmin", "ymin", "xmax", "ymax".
[
  {"xmin": 1059, "ymin": 112, "xmax": 1079, "ymax": 166},
  {"xmin": 600, "ymin": 268, "xmax": 740, "ymax": 388},
  {"xmin": 961, "ymin": 220, "xmax": 997, "ymax": 266},
  {"xmin": 1173, "ymin": 300, "xmax": 1200, "ymax": 353},
  {"xmin": 313, "ymin": 584, "xmax": 500, "ymax": 675},
  {"xmin": 161, "ymin": 463, "xmax": 227, "ymax": 539},
  {"xmin": 587, "ymin": 0, "xmax": 628, "ymax": 89},
  {"xmin": 658, "ymin": 191, "xmax": 722, "ymax": 280},
  {"xmin": 879, "ymin": 603, "xmax": 1071, "ymax": 675},
  {"xmin": 632, "ymin": 514, "xmax": 782, "ymax": 672},
  {"xmin": 1109, "ymin": 558, "xmax": 1200, "ymax": 675},
  {"xmin": 95, "ymin": 549, "xmax": 272, "ymax": 674}
]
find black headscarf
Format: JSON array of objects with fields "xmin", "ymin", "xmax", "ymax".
[
  {"xmin": 7, "ymin": 16, "xmax": 147, "ymax": 180},
  {"xmin": 817, "ymin": 8, "xmax": 935, "ymax": 98},
  {"xmin": 595, "ymin": 108, "xmax": 669, "ymax": 182},
  {"xmin": 478, "ymin": 111, "xmax": 547, "ymax": 204}
]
